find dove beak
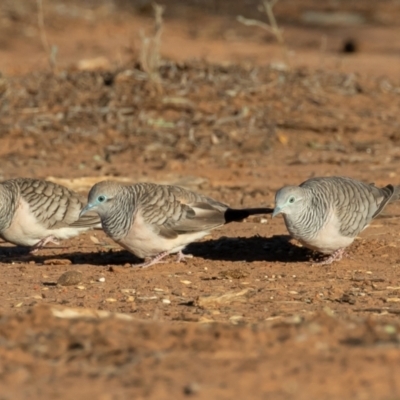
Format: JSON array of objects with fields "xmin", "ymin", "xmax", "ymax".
[
  {"xmin": 272, "ymin": 206, "xmax": 282, "ymax": 218},
  {"xmin": 80, "ymin": 203, "xmax": 93, "ymax": 218}
]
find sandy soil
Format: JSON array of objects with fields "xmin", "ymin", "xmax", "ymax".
[{"xmin": 0, "ymin": 1, "xmax": 400, "ymax": 399}]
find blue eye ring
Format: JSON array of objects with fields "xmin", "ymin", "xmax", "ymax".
[
  {"xmin": 98, "ymin": 195, "xmax": 106, "ymax": 203},
  {"xmin": 289, "ymin": 197, "xmax": 295, "ymax": 204}
]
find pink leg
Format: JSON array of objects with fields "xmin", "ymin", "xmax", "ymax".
[
  {"xmin": 316, "ymin": 248, "xmax": 346, "ymax": 265},
  {"xmin": 30, "ymin": 235, "xmax": 60, "ymax": 253},
  {"xmin": 132, "ymin": 251, "xmax": 193, "ymax": 268},
  {"xmin": 133, "ymin": 251, "xmax": 169, "ymax": 268},
  {"xmin": 176, "ymin": 251, "xmax": 193, "ymax": 263}
]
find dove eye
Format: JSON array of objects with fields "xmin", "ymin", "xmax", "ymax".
[
  {"xmin": 289, "ymin": 197, "xmax": 295, "ymax": 204},
  {"xmin": 97, "ymin": 195, "xmax": 106, "ymax": 203}
]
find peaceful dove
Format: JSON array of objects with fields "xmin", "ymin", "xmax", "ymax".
[
  {"xmin": 80, "ymin": 181, "xmax": 273, "ymax": 267},
  {"xmin": 0, "ymin": 178, "xmax": 100, "ymax": 252},
  {"xmin": 272, "ymin": 176, "xmax": 400, "ymax": 264}
]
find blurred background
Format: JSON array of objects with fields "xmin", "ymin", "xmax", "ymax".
[
  {"xmin": 1, "ymin": 0, "xmax": 400, "ymax": 185},
  {"xmin": 1, "ymin": 0, "xmax": 400, "ymax": 77}
]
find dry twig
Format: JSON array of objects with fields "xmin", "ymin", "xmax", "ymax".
[
  {"xmin": 37, "ymin": 0, "xmax": 58, "ymax": 72},
  {"xmin": 139, "ymin": 3, "xmax": 165, "ymax": 93},
  {"xmin": 237, "ymin": 0, "xmax": 289, "ymax": 66}
]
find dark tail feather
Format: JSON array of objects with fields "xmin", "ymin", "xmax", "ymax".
[
  {"xmin": 372, "ymin": 184, "xmax": 400, "ymax": 219},
  {"xmin": 224, "ymin": 207, "xmax": 273, "ymax": 223},
  {"xmin": 391, "ymin": 185, "xmax": 400, "ymax": 202}
]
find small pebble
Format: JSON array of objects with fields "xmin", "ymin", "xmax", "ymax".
[
  {"xmin": 98, "ymin": 277, "xmax": 105, "ymax": 282},
  {"xmin": 183, "ymin": 382, "xmax": 200, "ymax": 395},
  {"xmin": 386, "ymin": 298, "xmax": 400, "ymax": 303},
  {"xmin": 121, "ymin": 288, "xmax": 136, "ymax": 294},
  {"xmin": 57, "ymin": 270, "xmax": 83, "ymax": 286},
  {"xmin": 90, "ymin": 235, "xmax": 100, "ymax": 244},
  {"xmin": 162, "ymin": 298, "xmax": 171, "ymax": 304},
  {"xmin": 44, "ymin": 259, "xmax": 72, "ymax": 266},
  {"xmin": 229, "ymin": 315, "xmax": 244, "ymax": 324},
  {"xmin": 384, "ymin": 325, "xmax": 397, "ymax": 334},
  {"xmin": 137, "ymin": 296, "xmax": 158, "ymax": 302}
]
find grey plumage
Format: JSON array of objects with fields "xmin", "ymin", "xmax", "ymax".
[
  {"xmin": 81, "ymin": 181, "xmax": 273, "ymax": 267},
  {"xmin": 0, "ymin": 178, "xmax": 100, "ymax": 250},
  {"xmin": 273, "ymin": 176, "xmax": 400, "ymax": 264}
]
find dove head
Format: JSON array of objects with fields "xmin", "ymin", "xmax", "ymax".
[
  {"xmin": 80, "ymin": 181, "xmax": 125, "ymax": 218},
  {"xmin": 272, "ymin": 186, "xmax": 306, "ymax": 218}
]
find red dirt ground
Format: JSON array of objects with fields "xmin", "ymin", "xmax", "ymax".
[{"xmin": 1, "ymin": 1, "xmax": 400, "ymax": 399}]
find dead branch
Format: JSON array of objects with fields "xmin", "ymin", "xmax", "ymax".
[
  {"xmin": 237, "ymin": 0, "xmax": 289, "ymax": 67},
  {"xmin": 37, "ymin": 0, "xmax": 57, "ymax": 72},
  {"xmin": 139, "ymin": 3, "xmax": 165, "ymax": 93},
  {"xmin": 261, "ymin": 0, "xmax": 284, "ymax": 45}
]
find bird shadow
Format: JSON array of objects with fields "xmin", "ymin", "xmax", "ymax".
[
  {"xmin": 0, "ymin": 245, "xmax": 137, "ymax": 267},
  {"xmin": 185, "ymin": 235, "xmax": 312, "ymax": 263},
  {"xmin": 0, "ymin": 235, "xmax": 312, "ymax": 266}
]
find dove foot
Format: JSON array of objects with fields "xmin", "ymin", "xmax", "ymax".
[
  {"xmin": 30, "ymin": 236, "xmax": 60, "ymax": 253},
  {"xmin": 134, "ymin": 251, "xmax": 169, "ymax": 268},
  {"xmin": 176, "ymin": 251, "xmax": 193, "ymax": 263},
  {"xmin": 316, "ymin": 248, "xmax": 346, "ymax": 265}
]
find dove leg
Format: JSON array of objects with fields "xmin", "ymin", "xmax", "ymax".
[
  {"xmin": 133, "ymin": 250, "xmax": 193, "ymax": 268},
  {"xmin": 30, "ymin": 235, "xmax": 60, "ymax": 253},
  {"xmin": 176, "ymin": 250, "xmax": 193, "ymax": 263},
  {"xmin": 133, "ymin": 251, "xmax": 169, "ymax": 268},
  {"xmin": 317, "ymin": 248, "xmax": 346, "ymax": 265}
]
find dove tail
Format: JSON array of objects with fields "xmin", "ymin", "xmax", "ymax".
[
  {"xmin": 392, "ymin": 185, "xmax": 400, "ymax": 202},
  {"xmin": 224, "ymin": 207, "xmax": 273, "ymax": 223}
]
